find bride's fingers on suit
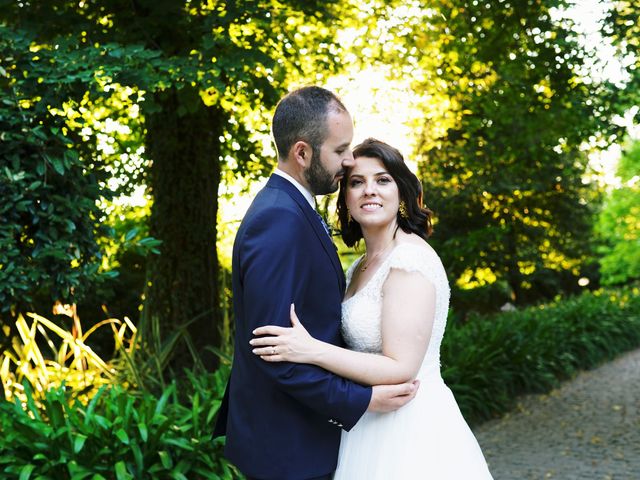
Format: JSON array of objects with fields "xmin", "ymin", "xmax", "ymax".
[
  {"xmin": 289, "ymin": 303, "xmax": 300, "ymax": 326},
  {"xmin": 251, "ymin": 345, "xmax": 284, "ymax": 356},
  {"xmin": 249, "ymin": 336, "xmax": 282, "ymax": 347},
  {"xmin": 253, "ymin": 325, "xmax": 288, "ymax": 336},
  {"xmin": 250, "ymin": 344, "xmax": 286, "ymax": 361},
  {"xmin": 261, "ymin": 354, "xmax": 284, "ymax": 362}
]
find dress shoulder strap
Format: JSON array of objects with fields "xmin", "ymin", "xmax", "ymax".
[
  {"xmin": 385, "ymin": 242, "xmax": 449, "ymax": 289},
  {"xmin": 345, "ymin": 254, "xmax": 365, "ymax": 287}
]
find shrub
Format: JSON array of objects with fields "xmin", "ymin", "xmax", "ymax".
[
  {"xmin": 1, "ymin": 309, "xmax": 238, "ymax": 478},
  {"xmin": 442, "ymin": 284, "xmax": 640, "ymax": 425},
  {"xmin": 0, "ymin": 367, "xmax": 239, "ymax": 479}
]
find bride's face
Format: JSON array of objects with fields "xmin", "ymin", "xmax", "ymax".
[{"xmin": 345, "ymin": 155, "xmax": 400, "ymax": 229}]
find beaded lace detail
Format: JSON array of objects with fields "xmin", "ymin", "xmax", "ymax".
[{"xmin": 341, "ymin": 242, "xmax": 451, "ymax": 371}]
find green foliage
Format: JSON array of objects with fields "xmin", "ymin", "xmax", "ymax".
[
  {"xmin": 79, "ymin": 202, "xmax": 159, "ymax": 322},
  {"xmin": 0, "ymin": 302, "xmax": 220, "ymax": 410},
  {"xmin": 602, "ymin": 0, "xmax": 640, "ymax": 111},
  {"xmin": 0, "ymin": 30, "xmax": 109, "ymax": 314},
  {"xmin": 0, "ymin": 0, "xmax": 358, "ymax": 364},
  {"xmin": 0, "ymin": 368, "xmax": 237, "ymax": 479},
  {"xmin": 449, "ymin": 281, "xmax": 513, "ymax": 318},
  {"xmin": 1, "ymin": 312, "xmax": 137, "ymax": 406},
  {"xmin": 0, "ymin": 0, "xmax": 354, "ymax": 184},
  {"xmin": 596, "ymin": 139, "xmax": 640, "ymax": 285},
  {"xmin": 111, "ymin": 309, "xmax": 212, "ymax": 393},
  {"xmin": 349, "ymin": 1, "xmax": 634, "ymax": 305},
  {"xmin": 413, "ymin": 0, "xmax": 619, "ymax": 303},
  {"xmin": 442, "ymin": 284, "xmax": 640, "ymax": 424}
]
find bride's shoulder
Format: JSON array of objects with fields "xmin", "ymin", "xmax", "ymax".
[
  {"xmin": 392, "ymin": 233, "xmax": 438, "ymax": 257},
  {"xmin": 389, "ymin": 235, "xmax": 445, "ymax": 271}
]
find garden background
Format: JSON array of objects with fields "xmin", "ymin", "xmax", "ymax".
[{"xmin": 1, "ymin": 0, "xmax": 639, "ymax": 478}]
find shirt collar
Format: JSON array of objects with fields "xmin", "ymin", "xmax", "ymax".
[{"xmin": 274, "ymin": 168, "xmax": 316, "ymax": 209}]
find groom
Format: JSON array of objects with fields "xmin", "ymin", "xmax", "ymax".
[{"xmin": 214, "ymin": 86, "xmax": 418, "ymax": 480}]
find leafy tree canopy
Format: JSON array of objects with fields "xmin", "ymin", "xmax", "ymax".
[
  {"xmin": 353, "ymin": 0, "xmax": 636, "ymax": 305},
  {"xmin": 596, "ymin": 138, "xmax": 640, "ymax": 285},
  {"xmin": 0, "ymin": 0, "xmax": 366, "ymax": 368}
]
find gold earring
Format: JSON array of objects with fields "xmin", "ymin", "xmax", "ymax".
[
  {"xmin": 347, "ymin": 209, "xmax": 352, "ymax": 224},
  {"xmin": 399, "ymin": 201, "xmax": 408, "ymax": 219}
]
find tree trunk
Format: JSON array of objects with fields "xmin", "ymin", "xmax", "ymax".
[
  {"xmin": 143, "ymin": 86, "xmax": 223, "ymax": 375},
  {"xmin": 505, "ymin": 227, "xmax": 522, "ymax": 304}
]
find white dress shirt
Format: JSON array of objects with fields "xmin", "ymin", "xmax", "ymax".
[{"xmin": 273, "ymin": 168, "xmax": 316, "ymax": 209}]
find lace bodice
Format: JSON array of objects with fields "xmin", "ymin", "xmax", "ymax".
[
  {"xmin": 341, "ymin": 242, "xmax": 451, "ymax": 372},
  {"xmin": 337, "ymin": 244, "xmax": 494, "ymax": 480}
]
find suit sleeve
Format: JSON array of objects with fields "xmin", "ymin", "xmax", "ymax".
[{"xmin": 237, "ymin": 207, "xmax": 371, "ymax": 430}]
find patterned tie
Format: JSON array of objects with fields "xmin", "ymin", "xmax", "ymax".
[{"xmin": 315, "ymin": 210, "xmax": 332, "ymax": 237}]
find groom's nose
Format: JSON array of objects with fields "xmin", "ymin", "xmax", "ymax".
[{"xmin": 342, "ymin": 150, "xmax": 355, "ymax": 167}]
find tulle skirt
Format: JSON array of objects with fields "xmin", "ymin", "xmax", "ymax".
[{"xmin": 334, "ymin": 373, "xmax": 493, "ymax": 480}]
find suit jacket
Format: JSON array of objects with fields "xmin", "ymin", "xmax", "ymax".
[{"xmin": 214, "ymin": 174, "xmax": 372, "ymax": 480}]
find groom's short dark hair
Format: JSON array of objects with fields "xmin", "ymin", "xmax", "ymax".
[{"xmin": 272, "ymin": 86, "xmax": 347, "ymax": 161}]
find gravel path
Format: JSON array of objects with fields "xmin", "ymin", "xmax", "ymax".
[{"xmin": 473, "ymin": 348, "xmax": 640, "ymax": 480}]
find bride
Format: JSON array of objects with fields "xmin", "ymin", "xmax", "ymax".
[{"xmin": 250, "ymin": 138, "xmax": 493, "ymax": 479}]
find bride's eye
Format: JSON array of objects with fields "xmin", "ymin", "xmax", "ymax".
[
  {"xmin": 378, "ymin": 176, "xmax": 392, "ymax": 184},
  {"xmin": 349, "ymin": 179, "xmax": 363, "ymax": 187}
]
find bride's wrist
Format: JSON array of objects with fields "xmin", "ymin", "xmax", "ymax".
[{"xmin": 312, "ymin": 338, "xmax": 329, "ymax": 366}]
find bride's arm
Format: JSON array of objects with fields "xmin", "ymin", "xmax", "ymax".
[{"xmin": 251, "ymin": 268, "xmax": 435, "ymax": 385}]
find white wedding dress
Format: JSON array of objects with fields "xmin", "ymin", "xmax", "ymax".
[{"xmin": 334, "ymin": 242, "xmax": 493, "ymax": 479}]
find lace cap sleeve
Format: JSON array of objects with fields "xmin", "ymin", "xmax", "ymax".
[{"xmin": 385, "ymin": 243, "xmax": 449, "ymax": 291}]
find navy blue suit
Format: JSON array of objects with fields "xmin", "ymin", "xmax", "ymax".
[{"xmin": 214, "ymin": 174, "xmax": 372, "ymax": 480}]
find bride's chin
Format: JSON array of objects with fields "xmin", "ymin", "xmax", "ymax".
[{"xmin": 357, "ymin": 219, "xmax": 394, "ymax": 230}]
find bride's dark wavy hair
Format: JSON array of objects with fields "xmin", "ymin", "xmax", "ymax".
[{"xmin": 337, "ymin": 138, "xmax": 433, "ymax": 247}]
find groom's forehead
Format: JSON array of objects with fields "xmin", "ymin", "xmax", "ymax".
[{"xmin": 323, "ymin": 111, "xmax": 353, "ymax": 142}]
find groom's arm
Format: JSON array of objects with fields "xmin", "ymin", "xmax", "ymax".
[{"xmin": 238, "ymin": 208, "xmax": 393, "ymax": 429}]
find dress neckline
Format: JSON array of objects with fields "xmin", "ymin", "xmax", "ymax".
[
  {"xmin": 343, "ymin": 244, "xmax": 402, "ymax": 303},
  {"xmin": 343, "ymin": 241, "xmax": 433, "ymax": 304}
]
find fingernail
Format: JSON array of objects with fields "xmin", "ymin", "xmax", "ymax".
[{"xmin": 249, "ymin": 340, "xmax": 254, "ymax": 345}]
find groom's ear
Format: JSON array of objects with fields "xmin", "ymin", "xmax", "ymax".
[{"xmin": 292, "ymin": 141, "xmax": 312, "ymax": 168}]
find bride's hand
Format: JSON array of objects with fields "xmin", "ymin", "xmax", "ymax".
[{"xmin": 250, "ymin": 304, "xmax": 319, "ymax": 364}]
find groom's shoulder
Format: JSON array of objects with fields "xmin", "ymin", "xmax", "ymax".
[
  {"xmin": 240, "ymin": 189, "xmax": 306, "ymax": 237},
  {"xmin": 247, "ymin": 184, "xmax": 300, "ymax": 217}
]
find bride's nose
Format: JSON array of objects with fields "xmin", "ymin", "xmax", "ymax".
[{"xmin": 363, "ymin": 180, "xmax": 377, "ymax": 196}]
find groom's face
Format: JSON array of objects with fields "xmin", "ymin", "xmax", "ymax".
[{"xmin": 304, "ymin": 110, "xmax": 355, "ymax": 195}]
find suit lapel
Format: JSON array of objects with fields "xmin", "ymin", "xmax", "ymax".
[{"xmin": 266, "ymin": 175, "xmax": 346, "ymax": 291}]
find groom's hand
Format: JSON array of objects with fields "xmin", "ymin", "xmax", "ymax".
[{"xmin": 367, "ymin": 380, "xmax": 420, "ymax": 412}]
